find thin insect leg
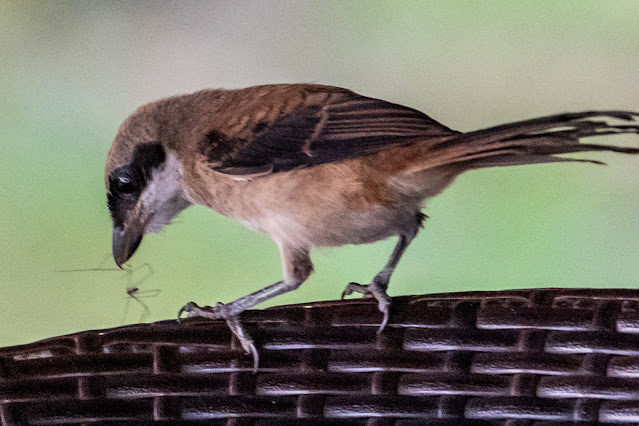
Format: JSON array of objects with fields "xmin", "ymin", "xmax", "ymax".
[
  {"xmin": 96, "ymin": 253, "xmax": 115, "ymax": 269},
  {"xmin": 120, "ymin": 264, "xmax": 159, "ymax": 323},
  {"xmin": 122, "ymin": 288, "xmax": 155, "ymax": 323},
  {"xmin": 120, "ymin": 262, "xmax": 154, "ymax": 288},
  {"xmin": 55, "ymin": 254, "xmax": 120, "ymax": 273},
  {"xmin": 120, "ymin": 296, "xmax": 132, "ymax": 325},
  {"xmin": 131, "ymin": 289, "xmax": 161, "ymax": 298},
  {"xmin": 129, "ymin": 292, "xmax": 151, "ymax": 322},
  {"xmin": 56, "ymin": 267, "xmax": 121, "ymax": 272}
]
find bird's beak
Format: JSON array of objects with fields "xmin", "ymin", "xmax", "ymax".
[{"xmin": 112, "ymin": 214, "xmax": 145, "ymax": 269}]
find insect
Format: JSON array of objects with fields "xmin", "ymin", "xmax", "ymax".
[
  {"xmin": 120, "ymin": 263, "xmax": 160, "ymax": 323},
  {"xmin": 57, "ymin": 256, "xmax": 160, "ymax": 323}
]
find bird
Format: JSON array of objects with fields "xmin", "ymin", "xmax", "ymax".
[{"xmin": 106, "ymin": 83, "xmax": 639, "ymax": 367}]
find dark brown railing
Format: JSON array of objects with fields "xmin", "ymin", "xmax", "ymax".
[{"xmin": 2, "ymin": 288, "xmax": 639, "ymax": 424}]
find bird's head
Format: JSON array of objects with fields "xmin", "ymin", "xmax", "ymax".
[{"xmin": 105, "ymin": 100, "xmax": 192, "ymax": 268}]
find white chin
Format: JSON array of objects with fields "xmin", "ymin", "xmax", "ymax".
[{"xmin": 145, "ymin": 222, "xmax": 167, "ymax": 234}]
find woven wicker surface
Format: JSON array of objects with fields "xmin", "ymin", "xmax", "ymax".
[{"xmin": 2, "ymin": 288, "xmax": 639, "ymax": 425}]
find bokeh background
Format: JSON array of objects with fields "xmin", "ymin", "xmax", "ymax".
[{"xmin": 1, "ymin": 1, "xmax": 638, "ymax": 348}]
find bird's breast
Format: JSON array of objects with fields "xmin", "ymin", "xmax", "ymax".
[
  {"xmin": 197, "ymin": 161, "xmax": 424, "ymax": 248},
  {"xmin": 184, "ymin": 149, "xmax": 460, "ymax": 249}
]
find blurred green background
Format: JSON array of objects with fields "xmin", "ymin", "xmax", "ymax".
[{"xmin": 1, "ymin": 1, "xmax": 638, "ymax": 348}]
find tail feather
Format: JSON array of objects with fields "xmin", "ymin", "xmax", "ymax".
[{"xmin": 432, "ymin": 111, "xmax": 639, "ymax": 169}]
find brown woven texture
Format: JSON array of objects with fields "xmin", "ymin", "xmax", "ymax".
[{"xmin": 2, "ymin": 288, "xmax": 639, "ymax": 425}]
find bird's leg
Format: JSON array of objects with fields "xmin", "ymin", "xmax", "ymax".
[
  {"xmin": 179, "ymin": 280, "xmax": 294, "ymax": 370},
  {"xmin": 179, "ymin": 245, "xmax": 313, "ymax": 372},
  {"xmin": 342, "ymin": 212, "xmax": 426, "ymax": 332}
]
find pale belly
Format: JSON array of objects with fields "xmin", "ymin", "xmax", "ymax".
[
  {"xmin": 187, "ymin": 157, "xmax": 459, "ymax": 250},
  {"xmin": 239, "ymin": 200, "xmax": 417, "ymax": 248},
  {"xmin": 229, "ymin": 165, "xmax": 428, "ymax": 249}
]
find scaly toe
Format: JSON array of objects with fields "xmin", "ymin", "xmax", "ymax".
[
  {"xmin": 177, "ymin": 301, "xmax": 259, "ymax": 372},
  {"xmin": 341, "ymin": 282, "xmax": 376, "ymax": 299},
  {"xmin": 341, "ymin": 280, "xmax": 392, "ymax": 333},
  {"xmin": 224, "ymin": 313, "xmax": 259, "ymax": 369},
  {"xmin": 177, "ymin": 301, "xmax": 225, "ymax": 320},
  {"xmin": 177, "ymin": 301, "xmax": 199, "ymax": 322},
  {"xmin": 375, "ymin": 293, "xmax": 391, "ymax": 334}
]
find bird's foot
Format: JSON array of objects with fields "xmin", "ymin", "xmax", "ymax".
[
  {"xmin": 178, "ymin": 301, "xmax": 259, "ymax": 372},
  {"xmin": 341, "ymin": 277, "xmax": 391, "ymax": 333}
]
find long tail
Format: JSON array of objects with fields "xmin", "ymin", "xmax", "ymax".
[{"xmin": 430, "ymin": 111, "xmax": 639, "ymax": 169}]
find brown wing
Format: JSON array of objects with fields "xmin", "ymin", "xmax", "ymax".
[{"xmin": 203, "ymin": 88, "xmax": 458, "ymax": 175}]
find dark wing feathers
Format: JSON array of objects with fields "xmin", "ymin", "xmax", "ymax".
[
  {"xmin": 201, "ymin": 87, "xmax": 639, "ymax": 176},
  {"xmin": 206, "ymin": 93, "xmax": 456, "ymax": 175}
]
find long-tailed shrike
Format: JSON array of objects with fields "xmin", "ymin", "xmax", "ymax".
[{"xmin": 106, "ymin": 84, "xmax": 639, "ymax": 366}]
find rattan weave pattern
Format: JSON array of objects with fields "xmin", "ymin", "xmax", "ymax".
[{"xmin": 2, "ymin": 288, "xmax": 639, "ymax": 425}]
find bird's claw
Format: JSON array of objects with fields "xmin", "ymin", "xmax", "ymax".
[
  {"xmin": 178, "ymin": 301, "xmax": 227, "ymax": 319},
  {"xmin": 341, "ymin": 282, "xmax": 372, "ymax": 299},
  {"xmin": 176, "ymin": 301, "xmax": 259, "ymax": 372},
  {"xmin": 341, "ymin": 280, "xmax": 391, "ymax": 333},
  {"xmin": 177, "ymin": 301, "xmax": 202, "ymax": 322}
]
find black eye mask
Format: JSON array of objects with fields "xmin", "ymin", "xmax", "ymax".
[{"xmin": 107, "ymin": 143, "xmax": 166, "ymax": 227}]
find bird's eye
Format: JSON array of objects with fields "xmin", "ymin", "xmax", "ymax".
[{"xmin": 116, "ymin": 175, "xmax": 136, "ymax": 193}]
